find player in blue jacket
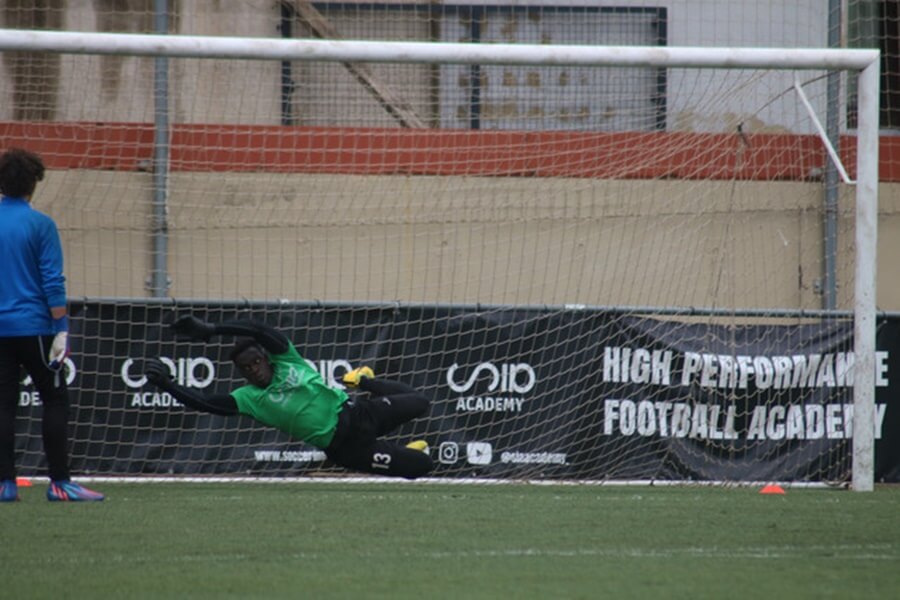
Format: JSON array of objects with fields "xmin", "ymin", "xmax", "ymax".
[{"xmin": 0, "ymin": 148, "xmax": 104, "ymax": 502}]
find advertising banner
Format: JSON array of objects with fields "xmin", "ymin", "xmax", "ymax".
[{"xmin": 13, "ymin": 302, "xmax": 900, "ymax": 482}]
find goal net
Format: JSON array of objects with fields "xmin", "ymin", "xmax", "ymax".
[{"xmin": 0, "ymin": 20, "xmax": 881, "ymax": 488}]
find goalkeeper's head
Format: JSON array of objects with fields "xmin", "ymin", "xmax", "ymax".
[
  {"xmin": 230, "ymin": 338, "xmax": 274, "ymax": 388},
  {"xmin": 0, "ymin": 147, "xmax": 45, "ymax": 199}
]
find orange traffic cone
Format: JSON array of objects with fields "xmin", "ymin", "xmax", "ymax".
[{"xmin": 760, "ymin": 484, "xmax": 785, "ymax": 495}]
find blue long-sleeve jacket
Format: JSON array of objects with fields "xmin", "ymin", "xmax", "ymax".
[{"xmin": 0, "ymin": 196, "xmax": 67, "ymax": 337}]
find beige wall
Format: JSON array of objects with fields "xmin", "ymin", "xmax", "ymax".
[{"xmin": 35, "ymin": 170, "xmax": 900, "ymax": 312}]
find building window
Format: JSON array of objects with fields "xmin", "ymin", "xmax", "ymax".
[
  {"xmin": 280, "ymin": 3, "xmax": 667, "ymax": 131},
  {"xmin": 848, "ymin": 0, "xmax": 900, "ymax": 129}
]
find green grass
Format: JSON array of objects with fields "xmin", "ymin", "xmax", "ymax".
[{"xmin": 3, "ymin": 482, "xmax": 899, "ymax": 599}]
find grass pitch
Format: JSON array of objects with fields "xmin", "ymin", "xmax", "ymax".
[{"xmin": 3, "ymin": 481, "xmax": 899, "ymax": 599}]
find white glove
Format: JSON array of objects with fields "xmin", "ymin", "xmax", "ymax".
[{"xmin": 48, "ymin": 332, "xmax": 69, "ymax": 370}]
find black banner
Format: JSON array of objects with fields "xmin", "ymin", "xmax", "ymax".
[{"xmin": 13, "ymin": 301, "xmax": 900, "ymax": 482}]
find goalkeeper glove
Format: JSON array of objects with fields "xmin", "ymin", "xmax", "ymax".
[
  {"xmin": 144, "ymin": 358, "xmax": 173, "ymax": 386},
  {"xmin": 171, "ymin": 315, "xmax": 216, "ymax": 342},
  {"xmin": 342, "ymin": 366, "xmax": 374, "ymax": 388},
  {"xmin": 48, "ymin": 332, "xmax": 69, "ymax": 370}
]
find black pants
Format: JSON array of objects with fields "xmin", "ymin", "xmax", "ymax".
[
  {"xmin": 0, "ymin": 336, "xmax": 71, "ymax": 481},
  {"xmin": 325, "ymin": 378, "xmax": 433, "ymax": 479}
]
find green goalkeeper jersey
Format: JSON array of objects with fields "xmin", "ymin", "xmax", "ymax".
[{"xmin": 230, "ymin": 344, "xmax": 348, "ymax": 449}]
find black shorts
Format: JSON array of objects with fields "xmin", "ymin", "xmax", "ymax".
[{"xmin": 324, "ymin": 391, "xmax": 433, "ymax": 479}]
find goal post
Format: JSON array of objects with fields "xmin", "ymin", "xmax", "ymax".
[
  {"xmin": 853, "ymin": 59, "xmax": 879, "ymax": 493},
  {"xmin": 0, "ymin": 28, "xmax": 881, "ymax": 490},
  {"xmin": 0, "ymin": 28, "xmax": 881, "ymax": 69}
]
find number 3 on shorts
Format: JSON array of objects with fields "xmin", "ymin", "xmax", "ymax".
[{"xmin": 372, "ymin": 452, "xmax": 392, "ymax": 470}]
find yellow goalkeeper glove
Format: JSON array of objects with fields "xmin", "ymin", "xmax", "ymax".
[{"xmin": 342, "ymin": 366, "xmax": 374, "ymax": 388}]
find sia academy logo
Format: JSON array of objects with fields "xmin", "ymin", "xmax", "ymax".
[
  {"xmin": 122, "ymin": 356, "xmax": 356, "ymax": 409},
  {"xmin": 122, "ymin": 356, "xmax": 215, "ymax": 408},
  {"xmin": 446, "ymin": 362, "xmax": 535, "ymax": 413}
]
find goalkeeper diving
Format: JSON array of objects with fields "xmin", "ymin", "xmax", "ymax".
[{"xmin": 144, "ymin": 316, "xmax": 433, "ymax": 479}]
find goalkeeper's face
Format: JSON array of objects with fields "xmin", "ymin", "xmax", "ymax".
[{"xmin": 233, "ymin": 345, "xmax": 274, "ymax": 388}]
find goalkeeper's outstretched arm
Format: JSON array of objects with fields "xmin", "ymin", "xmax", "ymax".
[
  {"xmin": 144, "ymin": 358, "xmax": 238, "ymax": 416},
  {"xmin": 171, "ymin": 315, "xmax": 291, "ymax": 354}
]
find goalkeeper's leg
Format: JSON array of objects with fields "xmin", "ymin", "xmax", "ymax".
[
  {"xmin": 357, "ymin": 379, "xmax": 430, "ymax": 437},
  {"xmin": 21, "ymin": 336, "xmax": 71, "ymax": 481},
  {"xmin": 327, "ymin": 439, "xmax": 433, "ymax": 479},
  {"xmin": 0, "ymin": 340, "xmax": 19, "ymax": 483}
]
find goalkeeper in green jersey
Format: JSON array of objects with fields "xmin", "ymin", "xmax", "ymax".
[{"xmin": 144, "ymin": 316, "xmax": 433, "ymax": 479}]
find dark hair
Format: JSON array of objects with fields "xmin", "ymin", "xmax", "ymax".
[
  {"xmin": 0, "ymin": 148, "xmax": 45, "ymax": 198},
  {"xmin": 229, "ymin": 338, "xmax": 264, "ymax": 362}
]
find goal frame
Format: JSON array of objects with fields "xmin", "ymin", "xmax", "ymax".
[{"xmin": 0, "ymin": 28, "xmax": 880, "ymax": 491}]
